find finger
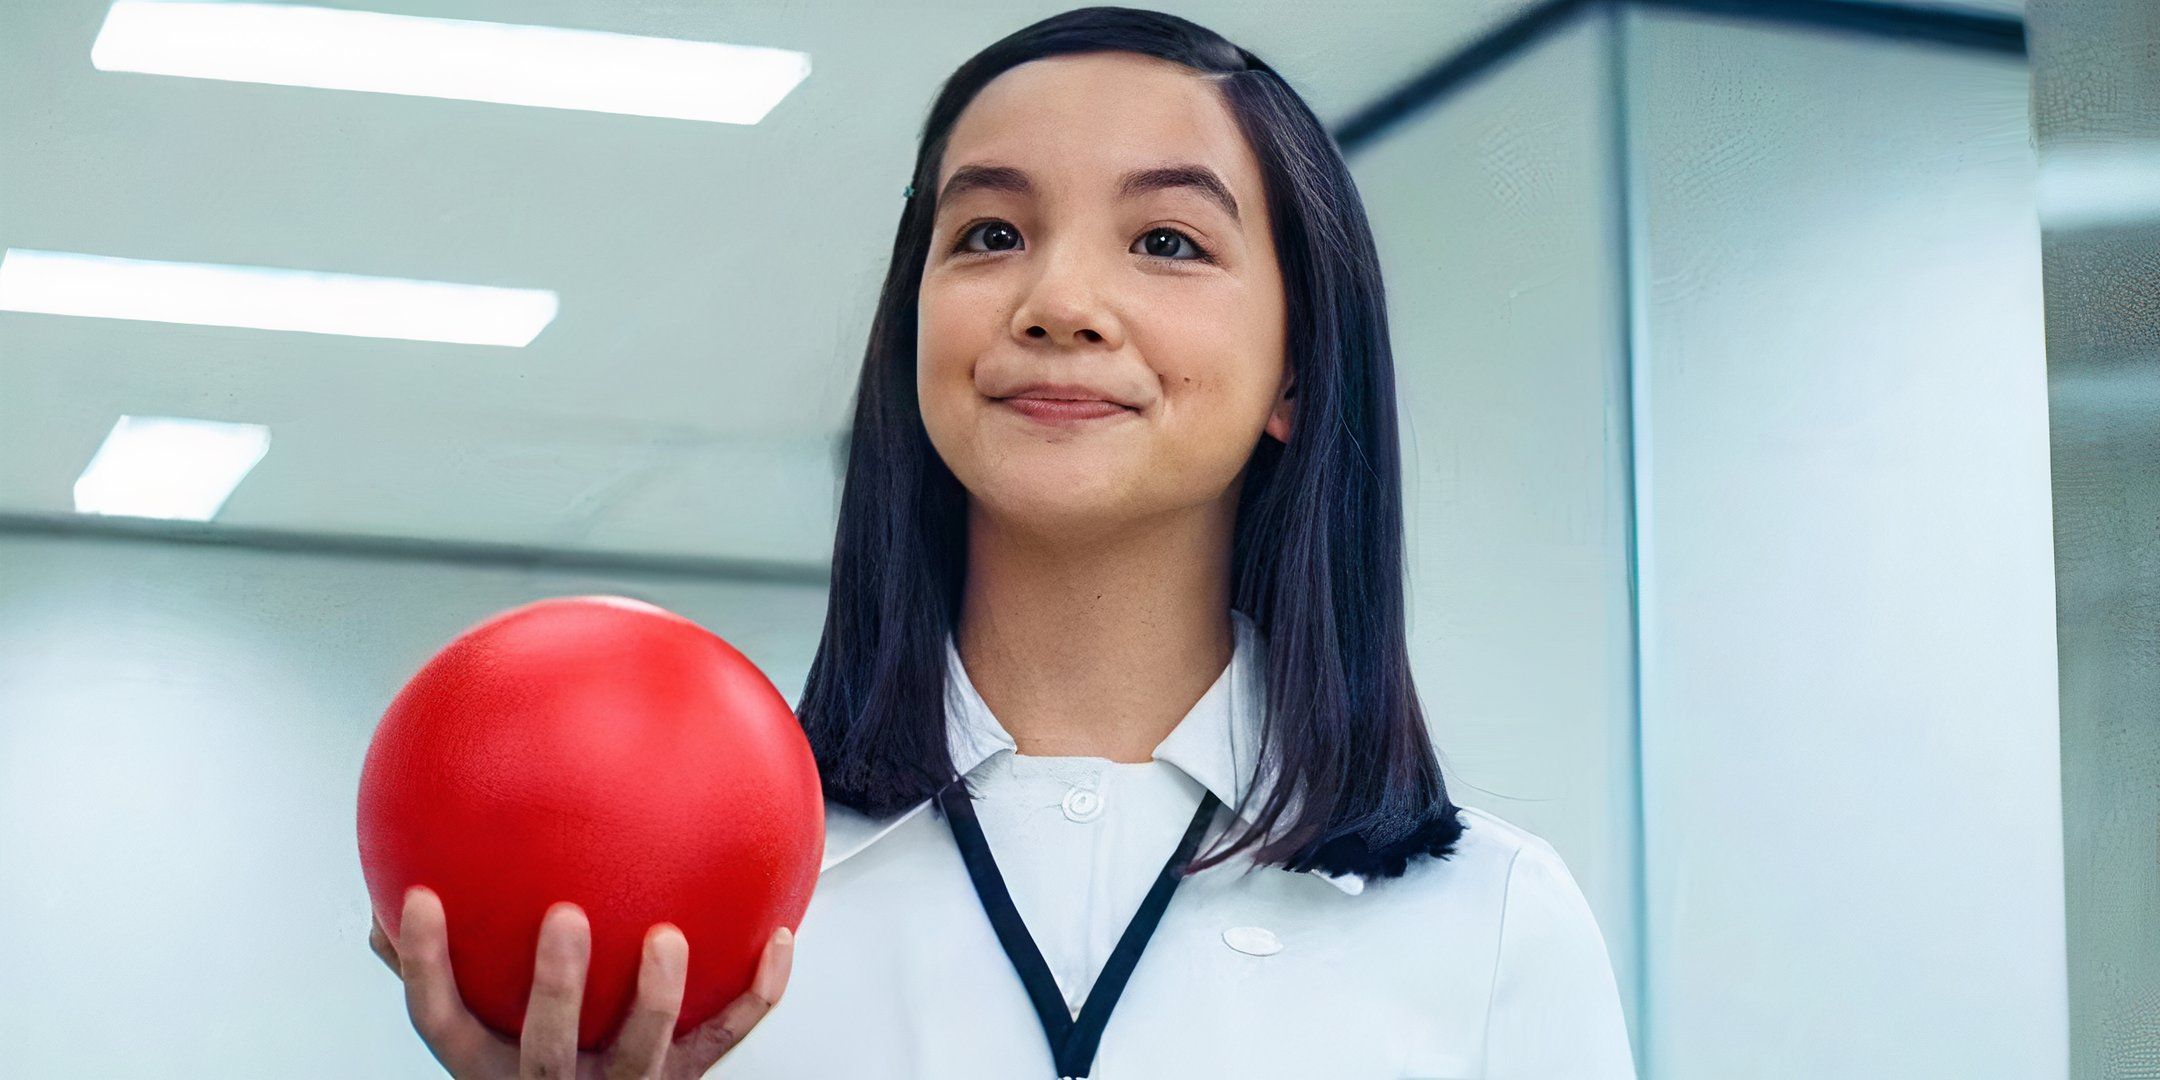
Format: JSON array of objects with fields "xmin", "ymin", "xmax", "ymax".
[
  {"xmin": 399, "ymin": 885, "xmax": 498, "ymax": 1076},
  {"xmin": 751, "ymin": 926, "xmax": 793, "ymax": 1010},
  {"xmin": 601, "ymin": 924, "xmax": 688, "ymax": 1080},
  {"xmin": 519, "ymin": 902, "xmax": 588, "ymax": 1080},
  {"xmin": 370, "ymin": 916, "xmax": 401, "ymax": 977},
  {"xmin": 664, "ymin": 927, "xmax": 792, "ymax": 1079}
]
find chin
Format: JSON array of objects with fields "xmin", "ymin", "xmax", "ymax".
[{"xmin": 973, "ymin": 469, "xmax": 1140, "ymax": 535}]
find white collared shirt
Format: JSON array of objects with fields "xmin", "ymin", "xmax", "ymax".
[{"xmin": 720, "ymin": 611, "xmax": 1636, "ymax": 1078}]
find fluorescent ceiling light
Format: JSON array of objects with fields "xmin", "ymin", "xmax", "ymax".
[
  {"xmin": 90, "ymin": 0, "xmax": 811, "ymax": 124},
  {"xmin": 0, "ymin": 249, "xmax": 558, "ymax": 345},
  {"xmin": 74, "ymin": 415, "xmax": 272, "ymax": 522}
]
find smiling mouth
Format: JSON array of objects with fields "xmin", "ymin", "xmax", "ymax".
[{"xmin": 999, "ymin": 397, "xmax": 1136, "ymax": 425}]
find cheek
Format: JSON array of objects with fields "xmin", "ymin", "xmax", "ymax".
[
  {"xmin": 916, "ymin": 296, "xmax": 987, "ymax": 419},
  {"xmin": 1163, "ymin": 359, "xmax": 1273, "ymax": 430},
  {"xmin": 916, "ymin": 291, "xmax": 969, "ymax": 371},
  {"xmin": 1154, "ymin": 368, "xmax": 1270, "ymax": 478}
]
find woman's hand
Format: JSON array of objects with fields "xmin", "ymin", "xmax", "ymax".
[{"xmin": 369, "ymin": 886, "xmax": 793, "ymax": 1079}]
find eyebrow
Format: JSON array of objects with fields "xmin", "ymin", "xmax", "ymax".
[{"xmin": 936, "ymin": 162, "xmax": 1242, "ymax": 225}]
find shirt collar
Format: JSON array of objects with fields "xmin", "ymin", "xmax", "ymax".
[{"xmin": 819, "ymin": 609, "xmax": 1366, "ymax": 895}]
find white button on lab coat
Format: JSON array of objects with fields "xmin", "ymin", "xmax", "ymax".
[{"xmin": 719, "ymin": 611, "xmax": 1637, "ymax": 1078}]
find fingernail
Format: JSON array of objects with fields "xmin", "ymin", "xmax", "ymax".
[
  {"xmin": 775, "ymin": 926, "xmax": 793, "ymax": 947},
  {"xmin": 652, "ymin": 926, "xmax": 685, "ymax": 977}
]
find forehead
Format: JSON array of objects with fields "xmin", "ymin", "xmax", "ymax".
[{"xmin": 938, "ymin": 52, "xmax": 1262, "ymax": 202}]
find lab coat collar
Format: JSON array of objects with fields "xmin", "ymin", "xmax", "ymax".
[{"xmin": 819, "ymin": 610, "xmax": 1366, "ymax": 895}]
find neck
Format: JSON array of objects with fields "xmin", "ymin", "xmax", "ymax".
[{"xmin": 955, "ymin": 500, "xmax": 1236, "ymax": 764}]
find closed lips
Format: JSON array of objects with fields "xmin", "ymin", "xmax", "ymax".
[
  {"xmin": 1001, "ymin": 383, "xmax": 1137, "ymax": 408},
  {"xmin": 999, "ymin": 396, "xmax": 1135, "ymax": 421}
]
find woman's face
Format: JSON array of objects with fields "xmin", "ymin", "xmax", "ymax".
[{"xmin": 916, "ymin": 51, "xmax": 1291, "ymax": 544}]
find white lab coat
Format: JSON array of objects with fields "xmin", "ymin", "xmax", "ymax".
[{"xmin": 719, "ymin": 610, "xmax": 1636, "ymax": 1078}]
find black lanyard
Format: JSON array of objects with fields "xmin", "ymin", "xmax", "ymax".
[{"xmin": 936, "ymin": 776, "xmax": 1222, "ymax": 1079}]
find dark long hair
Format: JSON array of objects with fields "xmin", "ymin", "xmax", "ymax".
[{"xmin": 796, "ymin": 5, "xmax": 1463, "ymax": 879}]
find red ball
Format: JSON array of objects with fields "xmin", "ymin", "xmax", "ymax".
[{"xmin": 356, "ymin": 595, "xmax": 823, "ymax": 1050}]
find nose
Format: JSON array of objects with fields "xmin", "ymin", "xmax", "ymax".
[
  {"xmin": 1026, "ymin": 322, "xmax": 1102, "ymax": 343},
  {"xmin": 1011, "ymin": 248, "xmax": 1120, "ymax": 350}
]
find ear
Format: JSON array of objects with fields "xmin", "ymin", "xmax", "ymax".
[{"xmin": 1264, "ymin": 370, "xmax": 1295, "ymax": 444}]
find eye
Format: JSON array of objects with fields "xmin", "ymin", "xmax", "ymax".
[
  {"xmin": 948, "ymin": 220, "xmax": 1215, "ymax": 263},
  {"xmin": 952, "ymin": 220, "xmax": 1023, "ymax": 255},
  {"xmin": 1134, "ymin": 227, "xmax": 1211, "ymax": 262}
]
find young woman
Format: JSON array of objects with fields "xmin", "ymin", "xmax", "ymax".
[
  {"xmin": 378, "ymin": 7, "xmax": 1634, "ymax": 1078},
  {"xmin": 755, "ymin": 6, "xmax": 1636, "ymax": 1075}
]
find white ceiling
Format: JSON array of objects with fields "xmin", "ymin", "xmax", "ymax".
[{"xmin": 0, "ymin": 0, "xmax": 2023, "ymax": 572}]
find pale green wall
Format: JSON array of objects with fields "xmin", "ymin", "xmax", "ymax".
[
  {"xmin": 1623, "ymin": 8, "xmax": 2064, "ymax": 1077},
  {"xmin": 2028, "ymin": 1, "xmax": 2160, "ymax": 1075}
]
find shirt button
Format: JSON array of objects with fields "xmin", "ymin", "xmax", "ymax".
[
  {"xmin": 1224, "ymin": 925, "xmax": 1284, "ymax": 956},
  {"xmin": 1061, "ymin": 786, "xmax": 1103, "ymax": 823}
]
